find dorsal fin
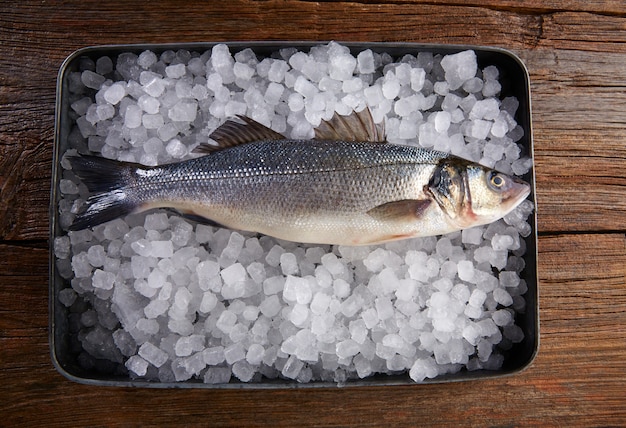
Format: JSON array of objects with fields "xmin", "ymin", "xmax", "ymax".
[
  {"xmin": 193, "ymin": 116, "xmax": 286, "ymax": 154},
  {"xmin": 314, "ymin": 107, "xmax": 386, "ymax": 143}
]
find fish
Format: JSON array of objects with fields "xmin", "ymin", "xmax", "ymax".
[{"xmin": 67, "ymin": 108, "xmax": 531, "ymax": 246}]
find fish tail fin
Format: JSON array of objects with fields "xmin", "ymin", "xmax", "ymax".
[{"xmin": 67, "ymin": 155, "xmax": 142, "ymax": 230}]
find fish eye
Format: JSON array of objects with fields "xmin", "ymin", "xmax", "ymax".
[{"xmin": 488, "ymin": 172, "xmax": 505, "ymax": 189}]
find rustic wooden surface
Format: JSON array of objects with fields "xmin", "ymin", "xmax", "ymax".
[{"xmin": 1, "ymin": 0, "xmax": 625, "ymax": 426}]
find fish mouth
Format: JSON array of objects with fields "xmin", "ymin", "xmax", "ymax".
[{"xmin": 506, "ymin": 176, "xmax": 532, "ymax": 206}]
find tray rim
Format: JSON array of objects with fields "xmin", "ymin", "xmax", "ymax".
[{"xmin": 49, "ymin": 40, "xmax": 538, "ymax": 388}]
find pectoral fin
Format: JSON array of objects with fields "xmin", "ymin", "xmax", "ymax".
[{"xmin": 366, "ymin": 199, "xmax": 432, "ymax": 222}]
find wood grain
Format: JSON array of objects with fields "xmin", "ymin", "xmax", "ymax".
[
  {"xmin": 2, "ymin": 2, "xmax": 626, "ymax": 239},
  {"xmin": 1, "ymin": 0, "xmax": 626, "ymax": 425},
  {"xmin": 2, "ymin": 234, "xmax": 625, "ymax": 426}
]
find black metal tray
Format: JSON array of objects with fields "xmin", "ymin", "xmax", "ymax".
[{"xmin": 50, "ymin": 42, "xmax": 537, "ymax": 387}]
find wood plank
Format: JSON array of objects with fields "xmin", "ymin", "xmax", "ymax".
[
  {"xmin": 3, "ymin": 1, "xmax": 626, "ymax": 239},
  {"xmin": 341, "ymin": 0, "xmax": 626, "ymax": 15},
  {"xmin": 1, "ymin": 1, "xmax": 545, "ymax": 48},
  {"xmin": 517, "ymin": 48, "xmax": 626, "ymax": 232},
  {"xmin": 2, "ymin": 233, "xmax": 625, "ymax": 426},
  {"xmin": 540, "ymin": 12, "xmax": 626, "ymax": 53}
]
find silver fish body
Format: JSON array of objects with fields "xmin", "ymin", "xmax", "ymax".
[{"xmin": 68, "ymin": 109, "xmax": 531, "ymax": 245}]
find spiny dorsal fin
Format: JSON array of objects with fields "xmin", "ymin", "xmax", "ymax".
[
  {"xmin": 314, "ymin": 107, "xmax": 386, "ymax": 143},
  {"xmin": 193, "ymin": 116, "xmax": 286, "ymax": 154}
]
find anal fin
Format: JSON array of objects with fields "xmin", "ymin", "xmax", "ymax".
[{"xmin": 165, "ymin": 208, "xmax": 228, "ymax": 229}]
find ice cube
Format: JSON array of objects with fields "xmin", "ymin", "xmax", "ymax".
[
  {"xmin": 81, "ymin": 70, "xmax": 105, "ymax": 90},
  {"xmin": 333, "ymin": 278, "xmax": 350, "ymax": 299},
  {"xmin": 336, "ymin": 339, "xmax": 360, "ymax": 359},
  {"xmin": 503, "ymin": 324, "xmax": 524, "ymax": 343},
  {"xmin": 457, "ymin": 260, "xmax": 475, "ymax": 282},
  {"xmin": 138, "ymin": 342, "xmax": 169, "ymax": 368},
  {"xmin": 86, "ymin": 244, "xmax": 106, "ymax": 267},
  {"xmin": 242, "ymin": 305, "xmax": 259, "ymax": 322},
  {"xmin": 409, "ymin": 357, "xmax": 439, "ymax": 382},
  {"xmin": 483, "ymin": 80, "xmax": 502, "ymax": 97},
  {"xmin": 125, "ymin": 355, "xmax": 149, "ymax": 376},
  {"xmin": 223, "ymin": 342, "xmax": 246, "ymax": 365},
  {"xmin": 232, "ymin": 360, "xmax": 255, "ymax": 382},
  {"xmin": 165, "ymin": 63, "xmax": 187, "ymax": 79},
  {"xmin": 202, "ymin": 346, "xmax": 225, "ymax": 366},
  {"xmin": 375, "ymin": 297, "xmax": 394, "ymax": 321},
  {"xmin": 204, "ymin": 367, "xmax": 232, "ymax": 384},
  {"xmin": 164, "ymin": 138, "xmax": 187, "ymax": 159},
  {"xmin": 58, "ymin": 288, "xmax": 77, "ymax": 307},
  {"xmin": 144, "ymin": 213, "xmax": 169, "ymax": 231},
  {"xmin": 211, "ymin": 44, "xmax": 236, "ymax": 84},
  {"xmin": 281, "ymin": 355, "xmax": 304, "ymax": 380},
  {"xmin": 263, "ymin": 275, "xmax": 285, "ymax": 296},
  {"xmin": 294, "ymin": 75, "xmax": 318, "ymax": 98},
  {"xmin": 363, "ymin": 85, "xmax": 384, "ymax": 106},
  {"xmin": 282, "ymin": 275, "xmax": 308, "ymax": 303},
  {"xmin": 492, "ymin": 309, "xmax": 514, "ymax": 326},
  {"xmin": 329, "ymin": 52, "xmax": 356, "ymax": 81},
  {"xmin": 382, "ymin": 76, "xmax": 400, "ymax": 100},
  {"xmin": 410, "ymin": 68, "xmax": 426, "ymax": 91},
  {"xmin": 92, "ymin": 269, "xmax": 115, "ymax": 290},
  {"xmin": 144, "ymin": 299, "xmax": 169, "ymax": 319},
  {"xmin": 194, "ymin": 224, "xmax": 213, "ymax": 245},
  {"xmin": 361, "ymin": 308, "xmax": 379, "ymax": 328},
  {"xmin": 169, "ymin": 100, "xmax": 198, "ymax": 122},
  {"xmin": 246, "ymin": 262, "xmax": 266, "ymax": 284},
  {"xmin": 433, "ymin": 111, "xmax": 451, "ymax": 133},
  {"xmin": 468, "ymin": 288, "xmax": 487, "ymax": 307},
  {"xmin": 310, "ymin": 292, "xmax": 331, "ymax": 315},
  {"xmin": 136, "ymin": 317, "xmax": 159, "ymax": 335},
  {"xmin": 123, "ymin": 104, "xmax": 143, "ymax": 129},
  {"xmin": 259, "ymin": 295, "xmax": 282, "ymax": 317},
  {"xmin": 220, "ymin": 263, "xmax": 247, "ymax": 286},
  {"xmin": 265, "ymin": 245, "xmax": 285, "ymax": 267},
  {"xmin": 216, "ymin": 310, "xmax": 238, "ymax": 333},
  {"xmin": 493, "ymin": 288, "xmax": 513, "ymax": 307},
  {"xmin": 499, "ymin": 271, "xmax": 521, "ymax": 288},
  {"xmin": 462, "ymin": 227, "xmax": 483, "ymax": 245},
  {"xmin": 96, "ymin": 56, "xmax": 113, "ymax": 75},
  {"xmin": 289, "ymin": 304, "xmax": 310, "ymax": 327},
  {"xmin": 103, "ymin": 82, "xmax": 126, "ymax": 105},
  {"xmin": 467, "ymin": 119, "xmax": 492, "ymax": 140},
  {"xmin": 111, "ymin": 329, "xmax": 136, "ymax": 357},
  {"xmin": 280, "ymin": 252, "xmax": 299, "ymax": 276},
  {"xmin": 149, "ymin": 240, "xmax": 173, "ymax": 258},
  {"xmin": 491, "ymin": 233, "xmax": 516, "ymax": 251},
  {"xmin": 175, "ymin": 334, "xmax": 205, "ymax": 357},
  {"xmin": 137, "ymin": 50, "xmax": 157, "ymax": 69},
  {"xmin": 440, "ymin": 50, "xmax": 477, "ymax": 90}
]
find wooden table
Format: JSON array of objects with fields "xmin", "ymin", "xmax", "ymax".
[{"xmin": 2, "ymin": 1, "xmax": 625, "ymax": 425}]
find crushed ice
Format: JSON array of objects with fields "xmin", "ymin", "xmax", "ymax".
[{"xmin": 56, "ymin": 42, "xmax": 533, "ymax": 384}]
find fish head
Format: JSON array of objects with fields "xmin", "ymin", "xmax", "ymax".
[{"xmin": 427, "ymin": 159, "xmax": 531, "ymax": 229}]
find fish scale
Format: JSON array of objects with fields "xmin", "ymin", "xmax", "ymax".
[{"xmin": 138, "ymin": 139, "xmax": 444, "ymax": 215}]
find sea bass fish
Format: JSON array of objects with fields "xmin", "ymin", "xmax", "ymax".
[{"xmin": 68, "ymin": 109, "xmax": 531, "ymax": 246}]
